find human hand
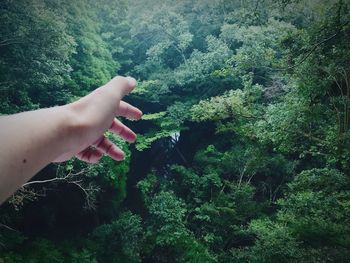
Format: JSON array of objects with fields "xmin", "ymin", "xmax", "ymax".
[{"xmin": 54, "ymin": 76, "xmax": 142, "ymax": 163}]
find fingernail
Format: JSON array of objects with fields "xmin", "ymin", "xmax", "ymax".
[
  {"xmin": 126, "ymin": 76, "xmax": 137, "ymax": 87},
  {"xmin": 129, "ymin": 135, "xmax": 137, "ymax": 143},
  {"xmin": 116, "ymin": 154, "xmax": 125, "ymax": 161}
]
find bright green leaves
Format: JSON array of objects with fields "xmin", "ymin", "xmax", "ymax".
[
  {"xmin": 136, "ymin": 173, "xmax": 158, "ymax": 206},
  {"xmin": 131, "ymin": 7, "xmax": 193, "ymax": 69},
  {"xmin": 141, "ymin": 111, "xmax": 167, "ymax": 121},
  {"xmin": 135, "ymin": 102, "xmax": 191, "ymax": 152},
  {"xmin": 219, "ymin": 18, "xmax": 298, "ymax": 81},
  {"xmin": 191, "ymin": 75, "xmax": 264, "ymax": 138},
  {"xmin": 246, "ymin": 219, "xmax": 303, "ymax": 263},
  {"xmin": 287, "ymin": 168, "xmax": 350, "ymax": 193},
  {"xmin": 166, "ymin": 102, "xmax": 192, "ymax": 127},
  {"xmin": 92, "ymin": 211, "xmax": 144, "ymax": 263},
  {"xmin": 136, "ymin": 130, "xmax": 176, "ymax": 151},
  {"xmin": 168, "ymin": 163, "xmax": 262, "ymax": 260},
  {"xmin": 191, "ymin": 89, "xmax": 247, "ymax": 122},
  {"xmin": 171, "ymin": 164, "xmax": 223, "ymax": 204},
  {"xmin": 128, "ymin": 4, "xmax": 236, "ymax": 156},
  {"xmin": 146, "ymin": 41, "xmax": 172, "ymax": 63},
  {"xmin": 136, "ymin": 175, "xmax": 214, "ymax": 262},
  {"xmin": 239, "ymin": 168, "xmax": 350, "ymax": 262},
  {"xmin": 174, "ymin": 35, "xmax": 232, "ymax": 86},
  {"xmin": 133, "ymin": 80, "xmax": 169, "ymax": 102},
  {"xmin": 276, "ymin": 168, "xmax": 350, "ymax": 259},
  {"xmin": 149, "ymin": 191, "xmax": 188, "ymax": 245}
]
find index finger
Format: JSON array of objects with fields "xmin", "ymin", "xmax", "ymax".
[{"xmin": 106, "ymin": 76, "xmax": 137, "ymax": 98}]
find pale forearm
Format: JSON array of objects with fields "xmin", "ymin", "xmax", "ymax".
[{"xmin": 0, "ymin": 105, "xmax": 74, "ymax": 202}]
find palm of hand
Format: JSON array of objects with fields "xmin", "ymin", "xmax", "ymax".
[{"xmin": 54, "ymin": 77, "xmax": 142, "ymax": 163}]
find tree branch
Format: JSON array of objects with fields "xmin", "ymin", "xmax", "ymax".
[{"xmin": 14, "ymin": 166, "xmax": 98, "ymax": 210}]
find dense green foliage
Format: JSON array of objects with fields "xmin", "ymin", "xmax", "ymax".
[{"xmin": 1, "ymin": 0, "xmax": 350, "ymax": 262}]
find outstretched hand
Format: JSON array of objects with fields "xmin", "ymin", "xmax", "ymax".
[
  {"xmin": 54, "ymin": 76, "xmax": 142, "ymax": 163},
  {"xmin": 0, "ymin": 75, "xmax": 142, "ymax": 202}
]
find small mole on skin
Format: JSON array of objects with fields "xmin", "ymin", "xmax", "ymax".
[{"xmin": 23, "ymin": 159, "xmax": 27, "ymax": 164}]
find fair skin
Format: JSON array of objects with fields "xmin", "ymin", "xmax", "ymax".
[{"xmin": 0, "ymin": 76, "xmax": 142, "ymax": 203}]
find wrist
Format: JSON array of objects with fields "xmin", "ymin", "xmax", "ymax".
[
  {"xmin": 59, "ymin": 103, "xmax": 86, "ymax": 153},
  {"xmin": 60, "ymin": 98, "xmax": 99, "ymax": 152}
]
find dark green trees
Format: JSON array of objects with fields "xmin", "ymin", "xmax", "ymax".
[
  {"xmin": 1, "ymin": 0, "xmax": 350, "ymax": 262},
  {"xmin": 0, "ymin": 0, "xmax": 75, "ymax": 113}
]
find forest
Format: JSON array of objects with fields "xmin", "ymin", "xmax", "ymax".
[{"xmin": 0, "ymin": 0, "xmax": 350, "ymax": 262}]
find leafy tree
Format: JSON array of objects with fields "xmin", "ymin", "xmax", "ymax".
[
  {"xmin": 0, "ymin": 0, "xmax": 75, "ymax": 113},
  {"xmin": 2, "ymin": 0, "xmax": 350, "ymax": 262},
  {"xmin": 92, "ymin": 211, "xmax": 144, "ymax": 262}
]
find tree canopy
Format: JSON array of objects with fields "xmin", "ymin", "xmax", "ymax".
[{"xmin": 1, "ymin": 0, "xmax": 350, "ymax": 262}]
